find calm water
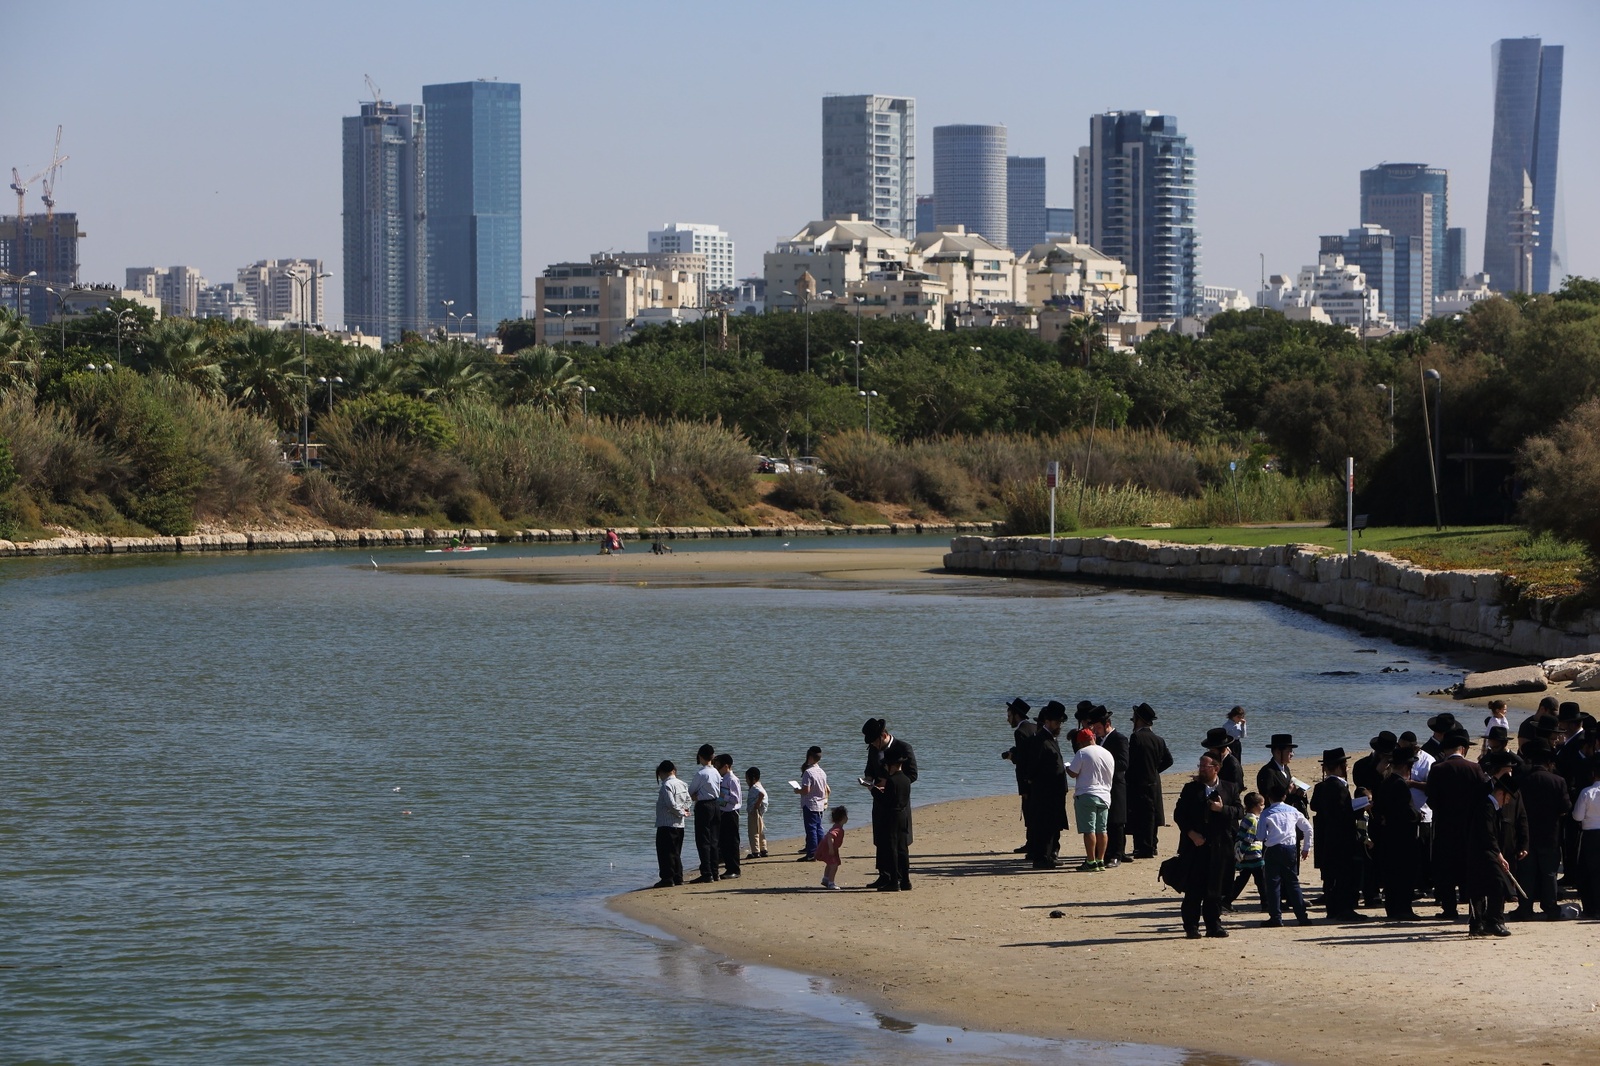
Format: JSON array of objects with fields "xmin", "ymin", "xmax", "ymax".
[{"xmin": 2, "ymin": 538, "xmax": 1464, "ymax": 1064}]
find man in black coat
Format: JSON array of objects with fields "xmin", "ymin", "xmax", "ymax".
[
  {"xmin": 1371, "ymin": 746, "xmax": 1423, "ymax": 920},
  {"xmin": 1554, "ymin": 704, "xmax": 1588, "ymax": 885},
  {"xmin": 1023, "ymin": 702, "xmax": 1069, "ymax": 868},
  {"xmin": 1512, "ymin": 739, "xmax": 1571, "ymax": 920},
  {"xmin": 1174, "ymin": 751, "xmax": 1243, "ymax": 938},
  {"xmin": 1203, "ymin": 728, "xmax": 1244, "ymax": 788},
  {"xmin": 1089, "ymin": 705, "xmax": 1130, "ymax": 865},
  {"xmin": 1426, "ymin": 728, "xmax": 1489, "ymax": 920},
  {"xmin": 871, "ymin": 750, "xmax": 913, "ymax": 891},
  {"xmin": 1422, "ymin": 712, "xmax": 1458, "ymax": 758},
  {"xmin": 1310, "ymin": 748, "xmax": 1368, "ymax": 921},
  {"xmin": 1353, "ymin": 731, "xmax": 1396, "ymax": 907},
  {"xmin": 1467, "ymin": 775, "xmax": 1525, "ymax": 937},
  {"xmin": 1126, "ymin": 702, "xmax": 1174, "ymax": 859},
  {"xmin": 1257, "ymin": 734, "xmax": 1308, "ymax": 813},
  {"xmin": 863, "ymin": 717, "xmax": 918, "ymax": 889},
  {"xmin": 1002, "ymin": 698, "xmax": 1038, "ymax": 854}
]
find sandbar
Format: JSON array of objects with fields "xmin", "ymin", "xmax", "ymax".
[
  {"xmin": 389, "ymin": 546, "xmax": 959, "ymax": 586},
  {"xmin": 613, "ymin": 783, "xmax": 1599, "ymax": 1066}
]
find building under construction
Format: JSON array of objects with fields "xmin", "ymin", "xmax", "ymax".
[{"xmin": 1, "ymin": 212, "xmax": 83, "ymax": 325}]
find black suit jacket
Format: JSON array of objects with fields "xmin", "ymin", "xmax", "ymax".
[
  {"xmin": 1428, "ymin": 754, "xmax": 1489, "ymax": 835},
  {"xmin": 1256, "ymin": 760, "xmax": 1307, "ymax": 813},
  {"xmin": 1127, "ymin": 727, "xmax": 1174, "ymax": 825},
  {"xmin": 1310, "ymin": 776, "xmax": 1358, "ymax": 869},
  {"xmin": 1174, "ymin": 777, "xmax": 1242, "ymax": 894},
  {"xmin": 1008, "ymin": 720, "xmax": 1037, "ymax": 795},
  {"xmin": 1518, "ymin": 767, "xmax": 1572, "ymax": 850},
  {"xmin": 1099, "ymin": 728, "xmax": 1130, "ymax": 821},
  {"xmin": 865, "ymin": 736, "xmax": 918, "ymax": 784}
]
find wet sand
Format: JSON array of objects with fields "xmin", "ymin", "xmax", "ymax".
[
  {"xmin": 389, "ymin": 546, "xmax": 958, "ymax": 586},
  {"xmin": 613, "ymin": 787, "xmax": 1599, "ymax": 1066}
]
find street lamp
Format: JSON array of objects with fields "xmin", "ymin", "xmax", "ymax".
[
  {"xmin": 780, "ymin": 287, "xmax": 833, "ymax": 373},
  {"xmin": 318, "ymin": 375, "xmax": 344, "ymax": 408},
  {"xmin": 852, "ymin": 294, "xmax": 865, "ymax": 391},
  {"xmin": 1376, "ymin": 383, "xmax": 1394, "ymax": 445},
  {"xmin": 858, "ymin": 389, "xmax": 878, "ymax": 436},
  {"xmin": 1420, "ymin": 368, "xmax": 1443, "ymax": 531},
  {"xmin": 575, "ymin": 383, "xmax": 596, "ymax": 421},
  {"xmin": 458, "ymin": 312, "xmax": 474, "ymax": 340},
  {"xmin": 114, "ymin": 308, "xmax": 138, "ymax": 366},
  {"xmin": 11, "ymin": 269, "xmax": 36, "ymax": 318},
  {"xmin": 542, "ymin": 306, "xmax": 573, "ymax": 344},
  {"xmin": 441, "ymin": 299, "xmax": 456, "ymax": 341},
  {"xmin": 289, "ymin": 268, "xmax": 333, "ymax": 468},
  {"xmin": 43, "ymin": 286, "xmax": 68, "ymax": 352}
]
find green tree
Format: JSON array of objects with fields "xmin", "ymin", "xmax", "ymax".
[
  {"xmin": 1518, "ymin": 397, "xmax": 1600, "ymax": 563},
  {"xmin": 409, "ymin": 344, "xmax": 491, "ymax": 401},
  {"xmin": 504, "ymin": 346, "xmax": 585, "ymax": 409},
  {"xmin": 224, "ymin": 328, "xmax": 304, "ymax": 429}
]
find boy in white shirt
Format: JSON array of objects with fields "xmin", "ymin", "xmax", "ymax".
[
  {"xmin": 794, "ymin": 746, "xmax": 830, "ymax": 860},
  {"xmin": 653, "ymin": 760, "xmax": 692, "ymax": 889},
  {"xmin": 745, "ymin": 766, "xmax": 770, "ymax": 859},
  {"xmin": 1258, "ymin": 780, "xmax": 1313, "ymax": 927}
]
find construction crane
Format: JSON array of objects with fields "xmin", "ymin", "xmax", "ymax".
[
  {"xmin": 8, "ymin": 129, "xmax": 67, "ymax": 285},
  {"xmin": 40, "ymin": 126, "xmax": 67, "ymax": 220},
  {"xmin": 364, "ymin": 74, "xmax": 383, "ymax": 105}
]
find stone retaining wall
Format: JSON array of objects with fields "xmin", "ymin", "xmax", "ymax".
[
  {"xmin": 0, "ymin": 521, "xmax": 1000, "ymax": 559},
  {"xmin": 944, "ymin": 535, "xmax": 1600, "ymax": 661}
]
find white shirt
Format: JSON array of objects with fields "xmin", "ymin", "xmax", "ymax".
[
  {"xmin": 1067, "ymin": 744, "xmax": 1114, "ymax": 800},
  {"xmin": 1408, "ymin": 750, "xmax": 1434, "ymax": 823},
  {"xmin": 1258, "ymin": 801, "xmax": 1313, "ymax": 851},
  {"xmin": 718, "ymin": 771, "xmax": 742, "ymax": 814},
  {"xmin": 656, "ymin": 776, "xmax": 691, "ymax": 828},
  {"xmin": 749, "ymin": 781, "xmax": 769, "ymax": 815},
  {"xmin": 801, "ymin": 764, "xmax": 829, "ymax": 812},
  {"xmin": 689, "ymin": 764, "xmax": 721, "ymax": 803},
  {"xmin": 1574, "ymin": 783, "xmax": 1600, "ymax": 830},
  {"xmin": 1483, "ymin": 713, "xmax": 1510, "ymax": 738},
  {"xmin": 1224, "ymin": 719, "xmax": 1246, "ymax": 742}
]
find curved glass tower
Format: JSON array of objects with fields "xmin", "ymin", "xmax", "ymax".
[
  {"xmin": 1483, "ymin": 38, "xmax": 1562, "ymax": 293},
  {"xmin": 933, "ymin": 124, "xmax": 1008, "ymax": 249}
]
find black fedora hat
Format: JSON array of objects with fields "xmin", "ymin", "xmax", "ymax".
[
  {"xmin": 1444, "ymin": 728, "xmax": 1474, "ymax": 749},
  {"xmin": 1559, "ymin": 702, "xmax": 1581, "ymax": 723},
  {"xmin": 1006, "ymin": 697, "xmax": 1031, "ymax": 718},
  {"xmin": 1535, "ymin": 717, "xmax": 1559, "ymax": 737},
  {"xmin": 1202, "ymin": 727, "xmax": 1232, "ymax": 750},
  {"xmin": 1132, "ymin": 701, "xmax": 1157, "ymax": 722},
  {"xmin": 1486, "ymin": 725, "xmax": 1509, "ymax": 742},
  {"xmin": 1426, "ymin": 712, "xmax": 1457, "ymax": 733},
  {"xmin": 861, "ymin": 717, "xmax": 887, "ymax": 742},
  {"xmin": 1320, "ymin": 747, "xmax": 1347, "ymax": 765},
  {"xmin": 1074, "ymin": 699, "xmax": 1096, "ymax": 723},
  {"xmin": 1266, "ymin": 733, "xmax": 1297, "ymax": 750},
  {"xmin": 1369, "ymin": 730, "xmax": 1398, "ymax": 753},
  {"xmin": 1038, "ymin": 701, "xmax": 1068, "ymax": 722}
]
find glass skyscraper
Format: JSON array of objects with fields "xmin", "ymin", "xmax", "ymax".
[
  {"xmin": 1360, "ymin": 163, "xmax": 1448, "ymax": 319},
  {"xmin": 1484, "ymin": 37, "xmax": 1563, "ymax": 293},
  {"xmin": 1006, "ymin": 156, "xmax": 1046, "ymax": 253},
  {"xmin": 1075, "ymin": 111, "xmax": 1198, "ymax": 319},
  {"xmin": 424, "ymin": 80, "xmax": 522, "ymax": 338},
  {"xmin": 821, "ymin": 94, "xmax": 916, "ymax": 239},
  {"xmin": 342, "ymin": 100, "xmax": 427, "ymax": 344},
  {"xmin": 933, "ymin": 125, "xmax": 1008, "ymax": 249}
]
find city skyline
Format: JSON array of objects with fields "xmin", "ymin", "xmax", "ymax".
[{"xmin": 2, "ymin": 1, "xmax": 1594, "ymax": 331}]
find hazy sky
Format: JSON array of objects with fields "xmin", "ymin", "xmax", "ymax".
[{"xmin": 5, "ymin": 0, "xmax": 1595, "ymax": 326}]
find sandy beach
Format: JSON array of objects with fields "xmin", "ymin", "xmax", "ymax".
[
  {"xmin": 390, "ymin": 545, "xmax": 959, "ymax": 586},
  {"xmin": 614, "ymin": 785, "xmax": 1599, "ymax": 1066}
]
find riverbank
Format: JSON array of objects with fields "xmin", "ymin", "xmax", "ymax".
[{"xmin": 613, "ymin": 788, "xmax": 1598, "ymax": 1066}]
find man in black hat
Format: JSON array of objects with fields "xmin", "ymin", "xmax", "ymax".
[
  {"xmin": 1423, "ymin": 713, "xmax": 1458, "ymax": 758},
  {"xmin": 1257, "ymin": 734, "xmax": 1307, "ymax": 813},
  {"xmin": 1002, "ymin": 698, "xmax": 1038, "ymax": 853},
  {"xmin": 1427, "ymin": 728, "xmax": 1488, "ymax": 923},
  {"xmin": 1513, "ymin": 740, "xmax": 1571, "ymax": 920},
  {"xmin": 863, "ymin": 717, "xmax": 916, "ymax": 888},
  {"xmin": 1127, "ymin": 703, "xmax": 1173, "ymax": 859},
  {"xmin": 1554, "ymin": 703, "xmax": 1587, "ymax": 887},
  {"xmin": 1173, "ymin": 751, "xmax": 1243, "ymax": 938},
  {"xmin": 1203, "ymin": 728, "xmax": 1244, "ymax": 788},
  {"xmin": 1353, "ymin": 731, "xmax": 1397, "ymax": 908},
  {"xmin": 1466, "ymin": 775, "xmax": 1523, "ymax": 937},
  {"xmin": 1024, "ymin": 701, "xmax": 1070, "ymax": 868},
  {"xmin": 1371, "ymin": 745, "xmax": 1424, "ymax": 920},
  {"xmin": 1088, "ymin": 705, "xmax": 1130, "ymax": 866},
  {"xmin": 1311, "ymin": 748, "xmax": 1368, "ymax": 921}
]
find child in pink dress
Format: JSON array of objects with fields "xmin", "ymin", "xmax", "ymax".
[{"xmin": 814, "ymin": 806, "xmax": 848, "ymax": 889}]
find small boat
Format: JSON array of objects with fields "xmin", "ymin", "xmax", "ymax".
[{"xmin": 424, "ymin": 545, "xmax": 490, "ymax": 554}]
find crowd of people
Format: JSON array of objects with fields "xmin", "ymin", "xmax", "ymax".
[
  {"xmin": 649, "ymin": 695, "xmax": 1600, "ymax": 940},
  {"xmin": 651, "ymin": 718, "xmax": 918, "ymax": 891}
]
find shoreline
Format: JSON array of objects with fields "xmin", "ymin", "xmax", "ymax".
[{"xmin": 611, "ymin": 783, "xmax": 1598, "ymax": 1066}]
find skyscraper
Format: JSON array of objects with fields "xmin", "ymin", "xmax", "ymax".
[
  {"xmin": 1075, "ymin": 111, "xmax": 1199, "ymax": 319},
  {"xmin": 933, "ymin": 124, "xmax": 1007, "ymax": 249},
  {"xmin": 1006, "ymin": 156, "xmax": 1046, "ymax": 253},
  {"xmin": 821, "ymin": 94, "xmax": 916, "ymax": 239},
  {"xmin": 649, "ymin": 222, "xmax": 734, "ymax": 291},
  {"xmin": 424, "ymin": 80, "xmax": 521, "ymax": 338},
  {"xmin": 1445, "ymin": 227, "xmax": 1467, "ymax": 289},
  {"xmin": 1484, "ymin": 37, "xmax": 1563, "ymax": 293},
  {"xmin": 1360, "ymin": 163, "xmax": 1448, "ymax": 320},
  {"xmin": 343, "ymin": 98, "xmax": 427, "ymax": 343}
]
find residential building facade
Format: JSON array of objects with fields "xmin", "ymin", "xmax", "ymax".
[
  {"xmin": 534, "ymin": 252, "xmax": 706, "ymax": 347},
  {"xmin": 821, "ymin": 94, "xmax": 917, "ymax": 240},
  {"xmin": 126, "ymin": 265, "xmax": 206, "ymax": 318},
  {"xmin": 2, "ymin": 212, "xmax": 83, "ymax": 326},
  {"xmin": 763, "ymin": 215, "xmax": 914, "ymax": 312},
  {"xmin": 1484, "ymin": 37, "xmax": 1563, "ymax": 293},
  {"xmin": 424, "ymin": 80, "xmax": 521, "ymax": 338},
  {"xmin": 1006, "ymin": 156, "xmax": 1046, "ymax": 253},
  {"xmin": 342, "ymin": 98, "xmax": 427, "ymax": 344},
  {"xmin": 649, "ymin": 222, "xmax": 734, "ymax": 291},
  {"xmin": 933, "ymin": 124, "xmax": 1007, "ymax": 249},
  {"xmin": 236, "ymin": 258, "xmax": 326, "ymax": 325},
  {"xmin": 1074, "ymin": 111, "xmax": 1199, "ymax": 320}
]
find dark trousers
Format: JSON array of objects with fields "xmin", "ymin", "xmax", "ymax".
[
  {"xmin": 1181, "ymin": 888, "xmax": 1223, "ymax": 934},
  {"xmin": 693, "ymin": 800, "xmax": 720, "ymax": 879},
  {"xmin": 1321, "ymin": 858, "xmax": 1359, "ymax": 916},
  {"xmin": 1361, "ymin": 845, "xmax": 1382, "ymax": 906},
  {"xmin": 718, "ymin": 810, "xmax": 741, "ymax": 876},
  {"xmin": 1515, "ymin": 845, "xmax": 1562, "ymax": 916},
  {"xmin": 655, "ymin": 826, "xmax": 684, "ymax": 884},
  {"xmin": 1229, "ymin": 864, "xmax": 1264, "ymax": 907},
  {"xmin": 1433, "ymin": 823, "xmax": 1467, "ymax": 912},
  {"xmin": 1378, "ymin": 826, "xmax": 1418, "ymax": 917},
  {"xmin": 1107, "ymin": 821, "xmax": 1128, "ymax": 861},
  {"xmin": 1580, "ymin": 830, "xmax": 1600, "ymax": 916},
  {"xmin": 1563, "ymin": 816, "xmax": 1584, "ymax": 883},
  {"xmin": 876, "ymin": 822, "xmax": 910, "ymax": 886},
  {"xmin": 1414, "ymin": 821, "xmax": 1434, "ymax": 898},
  {"xmin": 802, "ymin": 807, "xmax": 824, "ymax": 858},
  {"xmin": 1264, "ymin": 844, "xmax": 1307, "ymax": 921},
  {"xmin": 1128, "ymin": 799, "xmax": 1159, "ymax": 856}
]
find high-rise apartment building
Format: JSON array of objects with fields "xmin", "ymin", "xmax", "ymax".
[
  {"xmin": 649, "ymin": 222, "xmax": 734, "ymax": 291},
  {"xmin": 342, "ymin": 98, "xmax": 427, "ymax": 344},
  {"xmin": 1322, "ymin": 224, "xmax": 1426, "ymax": 329},
  {"xmin": 821, "ymin": 94, "xmax": 917, "ymax": 239},
  {"xmin": 126, "ymin": 265, "xmax": 206, "ymax": 318},
  {"xmin": 424, "ymin": 80, "xmax": 521, "ymax": 338},
  {"xmin": 1445, "ymin": 227, "xmax": 1467, "ymax": 289},
  {"xmin": 1075, "ymin": 111, "xmax": 1199, "ymax": 319},
  {"xmin": 1006, "ymin": 156, "xmax": 1046, "ymax": 253},
  {"xmin": 1360, "ymin": 163, "xmax": 1447, "ymax": 321},
  {"xmin": 933, "ymin": 124, "xmax": 1008, "ymax": 250},
  {"xmin": 1484, "ymin": 37, "xmax": 1563, "ymax": 293},
  {"xmin": 2, "ymin": 212, "xmax": 83, "ymax": 326},
  {"xmin": 237, "ymin": 259, "xmax": 327, "ymax": 325},
  {"xmin": 1045, "ymin": 206, "xmax": 1075, "ymax": 240}
]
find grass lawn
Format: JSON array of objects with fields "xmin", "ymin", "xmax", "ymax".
[{"xmin": 1082, "ymin": 523, "xmax": 1590, "ymax": 599}]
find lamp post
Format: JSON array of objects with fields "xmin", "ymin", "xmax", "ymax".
[
  {"xmin": 575, "ymin": 383, "xmax": 596, "ymax": 421},
  {"xmin": 114, "ymin": 308, "xmax": 138, "ymax": 366},
  {"xmin": 852, "ymin": 295, "xmax": 865, "ymax": 391},
  {"xmin": 1420, "ymin": 368, "xmax": 1443, "ymax": 531},
  {"xmin": 440, "ymin": 299, "xmax": 455, "ymax": 342},
  {"xmin": 780, "ymin": 288, "xmax": 832, "ymax": 373},
  {"xmin": 11, "ymin": 269, "xmax": 36, "ymax": 318},
  {"xmin": 43, "ymin": 286, "xmax": 68, "ymax": 352},
  {"xmin": 318, "ymin": 375, "xmax": 344, "ymax": 408},
  {"xmin": 858, "ymin": 389, "xmax": 878, "ymax": 436},
  {"xmin": 1376, "ymin": 383, "xmax": 1394, "ymax": 445},
  {"xmin": 542, "ymin": 307, "xmax": 573, "ymax": 344},
  {"xmin": 289, "ymin": 268, "xmax": 333, "ymax": 468}
]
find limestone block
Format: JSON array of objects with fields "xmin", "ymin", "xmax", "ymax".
[
  {"xmin": 1458, "ymin": 664, "xmax": 1548, "ymax": 698},
  {"xmin": 1156, "ymin": 547, "xmax": 1178, "ymax": 566},
  {"xmin": 1077, "ymin": 555, "xmax": 1109, "ymax": 576},
  {"xmin": 1058, "ymin": 537, "xmax": 1083, "ymax": 557},
  {"xmin": 1016, "ymin": 551, "xmax": 1041, "ymax": 572},
  {"xmin": 0, "ymin": 539, "xmax": 13, "ymax": 556}
]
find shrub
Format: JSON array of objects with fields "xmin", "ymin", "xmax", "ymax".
[
  {"xmin": 320, "ymin": 415, "xmax": 470, "ymax": 513},
  {"xmin": 151, "ymin": 377, "xmax": 291, "ymax": 519},
  {"xmin": 339, "ymin": 393, "xmax": 456, "ymax": 449},
  {"xmin": 768, "ymin": 470, "xmax": 834, "ymax": 513},
  {"xmin": 0, "ymin": 385, "xmax": 120, "ymax": 499},
  {"xmin": 817, "ymin": 430, "xmax": 915, "ymax": 502},
  {"xmin": 909, "ymin": 454, "xmax": 979, "ymax": 516},
  {"xmin": 1518, "ymin": 398, "xmax": 1600, "ymax": 562},
  {"xmin": 446, "ymin": 401, "xmax": 598, "ymax": 521},
  {"xmin": 295, "ymin": 469, "xmax": 374, "ymax": 528}
]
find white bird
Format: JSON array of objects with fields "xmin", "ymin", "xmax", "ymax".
[
  {"xmin": 782, "ymin": 541, "xmax": 791, "ymax": 548},
  {"xmin": 392, "ymin": 787, "xmax": 401, "ymax": 792},
  {"xmin": 370, "ymin": 557, "xmax": 379, "ymax": 570}
]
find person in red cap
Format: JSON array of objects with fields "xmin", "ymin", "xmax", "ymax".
[{"xmin": 1066, "ymin": 727, "xmax": 1114, "ymax": 872}]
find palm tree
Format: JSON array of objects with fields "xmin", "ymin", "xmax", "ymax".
[
  {"xmin": 139, "ymin": 319, "xmax": 225, "ymax": 393},
  {"xmin": 1059, "ymin": 315, "xmax": 1105, "ymax": 367},
  {"xmin": 339, "ymin": 348, "xmax": 412, "ymax": 398},
  {"xmin": 409, "ymin": 343, "xmax": 490, "ymax": 402},
  {"xmin": 0, "ymin": 309, "xmax": 42, "ymax": 385},
  {"xmin": 503, "ymin": 346, "xmax": 585, "ymax": 409},
  {"xmin": 224, "ymin": 328, "xmax": 305, "ymax": 430}
]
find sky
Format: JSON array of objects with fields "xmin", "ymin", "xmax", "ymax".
[{"xmin": 5, "ymin": 0, "xmax": 1596, "ymax": 327}]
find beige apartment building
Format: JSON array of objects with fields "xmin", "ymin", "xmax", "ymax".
[{"xmin": 533, "ymin": 252, "xmax": 706, "ymax": 346}]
